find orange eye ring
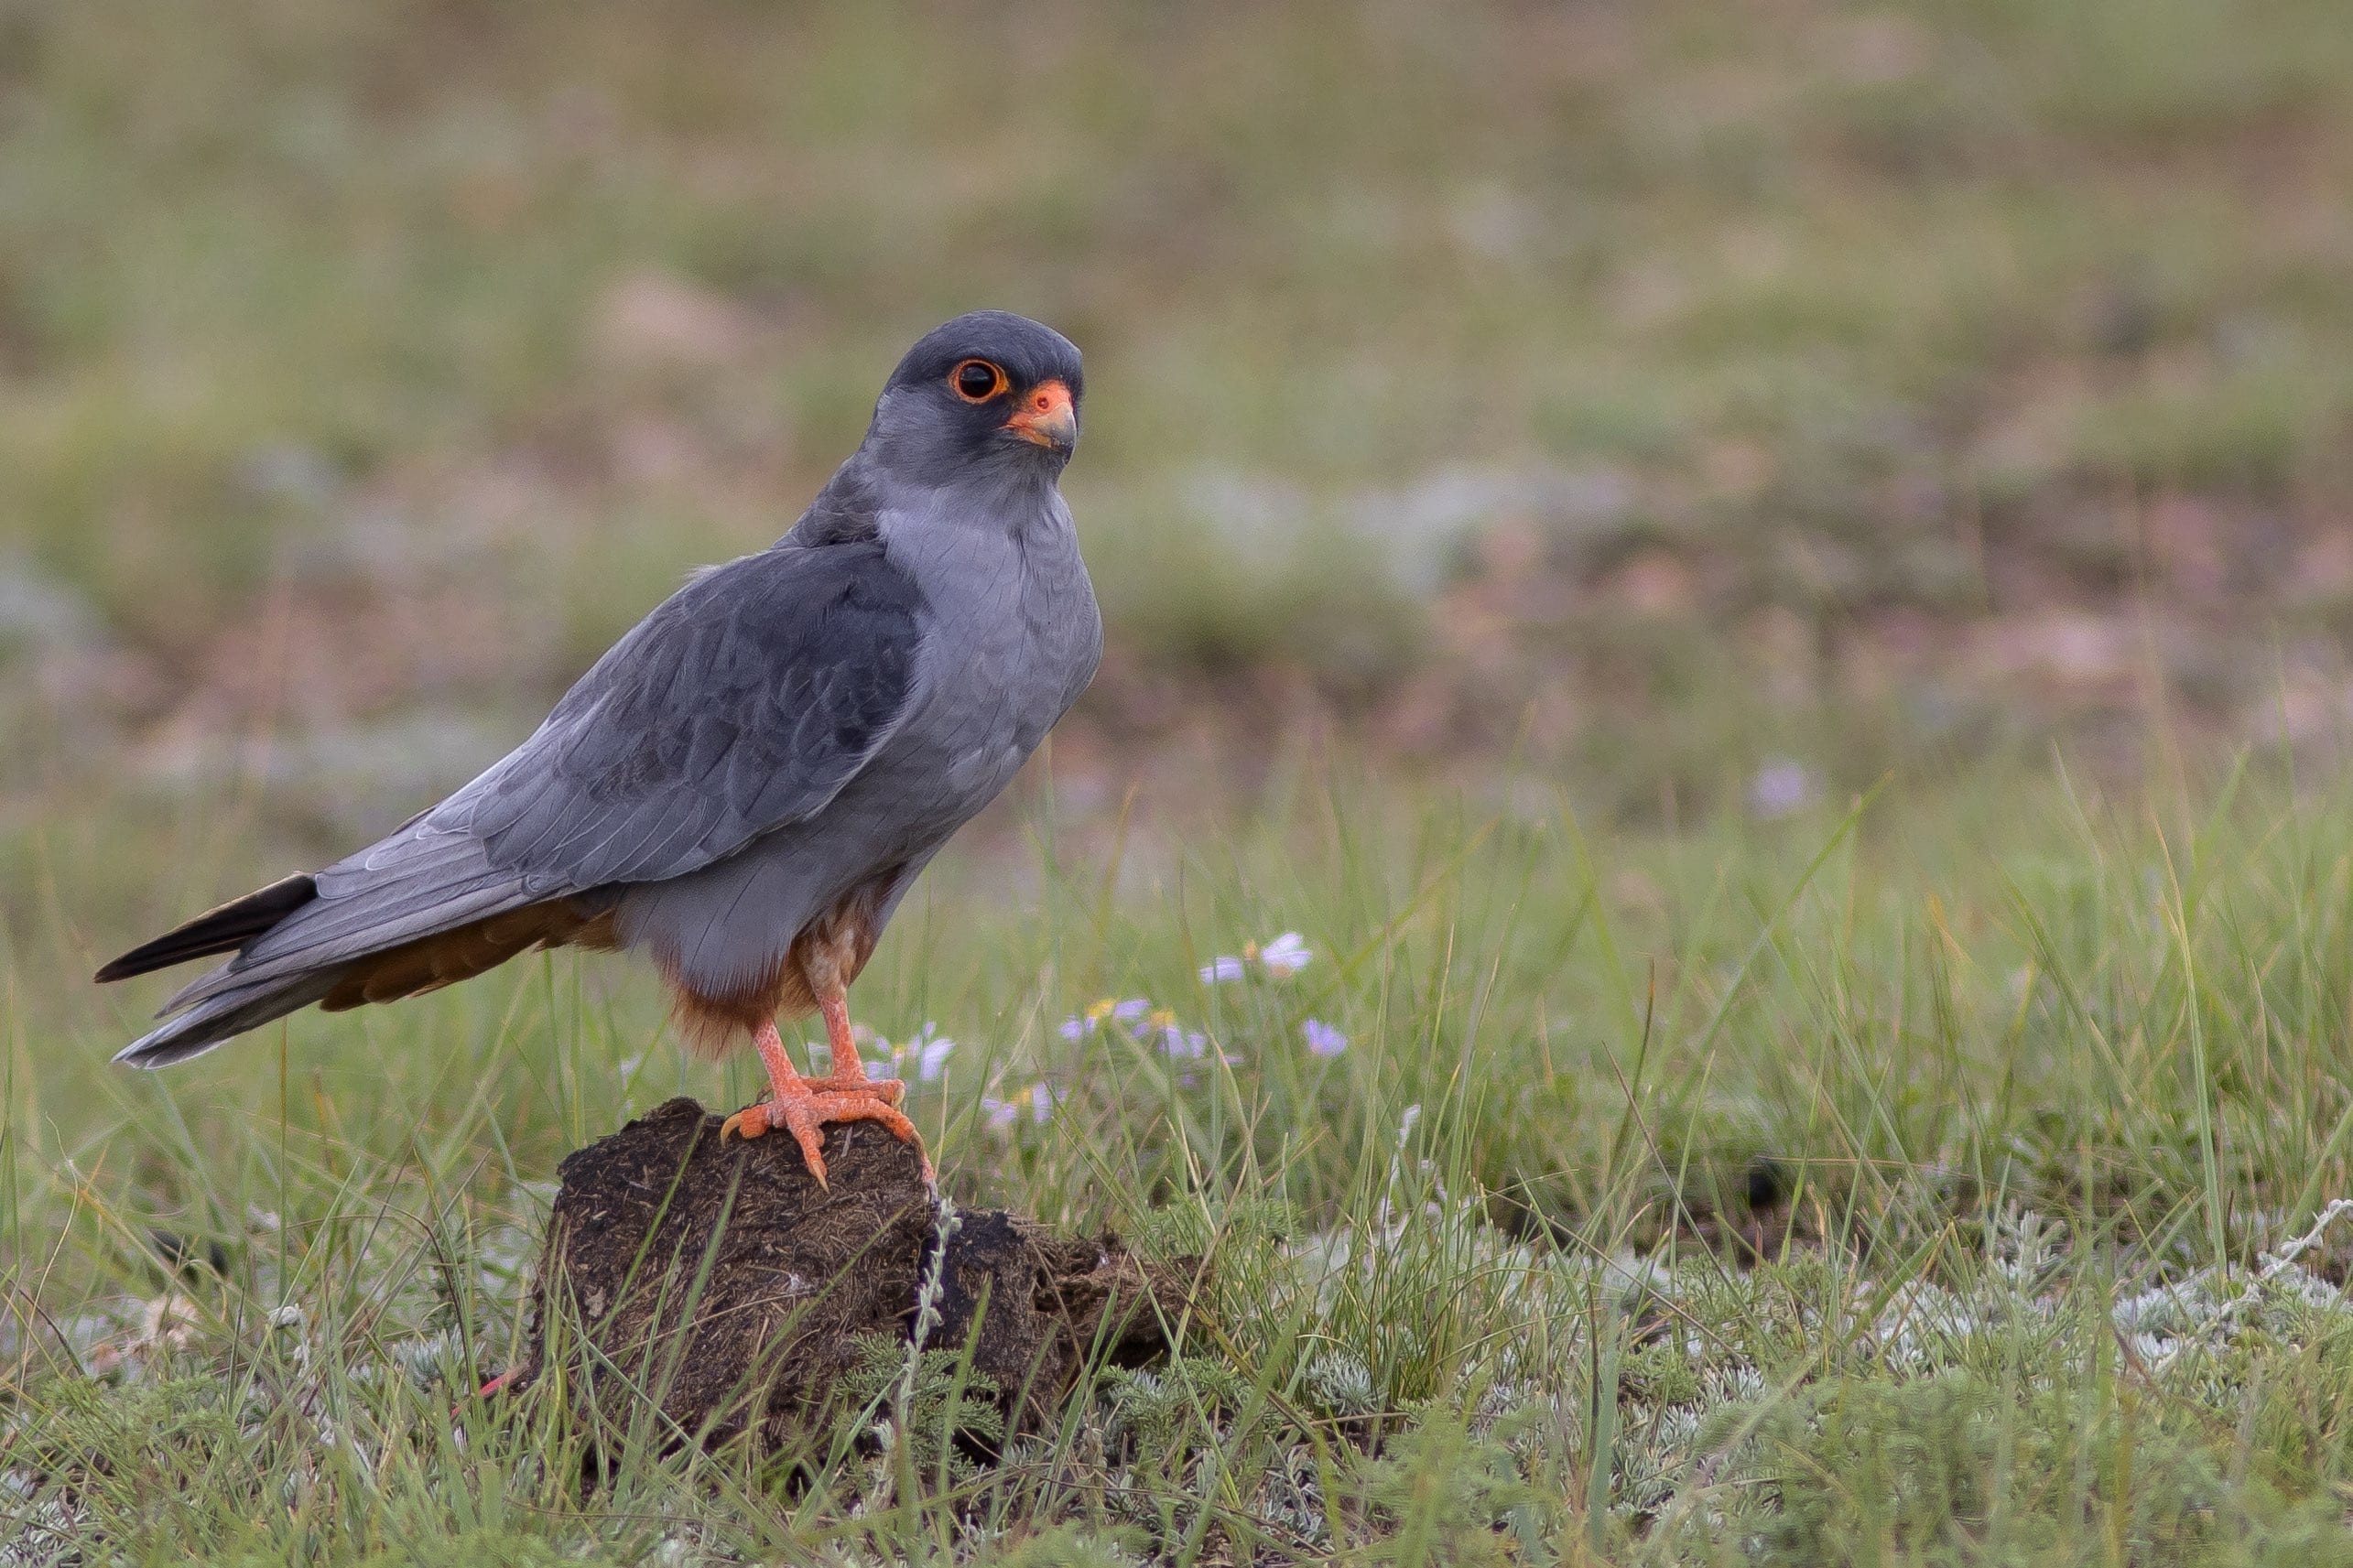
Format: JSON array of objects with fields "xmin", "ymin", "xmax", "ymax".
[{"xmin": 950, "ymin": 359, "xmax": 1009, "ymax": 402}]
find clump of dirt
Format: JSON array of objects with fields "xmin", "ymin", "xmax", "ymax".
[
  {"xmin": 506, "ymin": 1098, "xmax": 1194, "ymax": 1453},
  {"xmin": 928, "ymin": 1207, "xmax": 1190, "ymax": 1433}
]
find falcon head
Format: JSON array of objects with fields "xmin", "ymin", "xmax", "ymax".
[{"xmin": 867, "ymin": 311, "xmax": 1084, "ymax": 483}]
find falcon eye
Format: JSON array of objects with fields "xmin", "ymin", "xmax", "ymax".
[
  {"xmin": 951, "ymin": 359, "xmax": 1008, "ymax": 402},
  {"xmin": 951, "ymin": 360, "xmax": 1006, "ymax": 400}
]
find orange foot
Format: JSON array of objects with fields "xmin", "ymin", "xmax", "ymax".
[
  {"xmin": 721, "ymin": 1087, "xmax": 929, "ymax": 1188},
  {"xmin": 800, "ymin": 1072, "xmax": 905, "ymax": 1108}
]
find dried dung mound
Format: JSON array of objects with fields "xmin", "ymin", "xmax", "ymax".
[{"xmin": 506, "ymin": 1098, "xmax": 1193, "ymax": 1452}]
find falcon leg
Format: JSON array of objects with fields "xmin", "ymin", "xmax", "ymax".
[
  {"xmin": 802, "ymin": 989, "xmax": 905, "ymax": 1105},
  {"xmin": 720, "ymin": 1013, "xmax": 930, "ymax": 1187}
]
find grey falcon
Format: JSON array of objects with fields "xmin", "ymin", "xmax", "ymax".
[{"xmin": 96, "ymin": 310, "xmax": 1101, "ymax": 1185}]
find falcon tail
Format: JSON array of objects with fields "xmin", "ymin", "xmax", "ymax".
[
  {"xmin": 93, "ymin": 873, "xmax": 319, "ymax": 983},
  {"xmin": 112, "ymin": 973, "xmax": 341, "ymax": 1067},
  {"xmin": 100, "ymin": 871, "xmax": 332, "ymax": 1065}
]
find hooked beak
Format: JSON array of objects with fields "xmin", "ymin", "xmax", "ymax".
[{"xmin": 1003, "ymin": 379, "xmax": 1077, "ymax": 453}]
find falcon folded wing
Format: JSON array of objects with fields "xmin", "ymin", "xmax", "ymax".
[
  {"xmin": 445, "ymin": 539, "xmax": 924, "ymax": 891},
  {"xmin": 111, "ymin": 537, "xmax": 924, "ymax": 1065}
]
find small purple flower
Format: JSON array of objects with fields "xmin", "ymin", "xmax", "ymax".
[
  {"xmin": 981, "ymin": 1082, "xmax": 1062, "ymax": 1131},
  {"xmin": 1303, "ymin": 1019, "xmax": 1349, "ymax": 1057},
  {"xmin": 1747, "ymin": 759, "xmax": 1816, "ymax": 820},
  {"xmin": 883, "ymin": 1022, "xmax": 957, "ymax": 1082},
  {"xmin": 914, "ymin": 1030, "xmax": 955, "ymax": 1083},
  {"xmin": 1060, "ymin": 997, "xmax": 1152, "ymax": 1039},
  {"xmin": 1144, "ymin": 1008, "xmax": 1208, "ymax": 1059},
  {"xmin": 1200, "ymin": 932, "xmax": 1313, "ymax": 983}
]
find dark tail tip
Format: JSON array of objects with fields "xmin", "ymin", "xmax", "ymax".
[{"xmin": 96, "ymin": 873, "xmax": 318, "ymax": 983}]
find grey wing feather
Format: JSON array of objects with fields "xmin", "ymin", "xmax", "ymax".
[
  {"xmin": 437, "ymin": 540, "xmax": 924, "ymax": 890},
  {"xmin": 118, "ymin": 537, "xmax": 924, "ymax": 1061}
]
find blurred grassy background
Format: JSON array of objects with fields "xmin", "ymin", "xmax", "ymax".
[
  {"xmin": 3, "ymin": 0, "xmax": 2351, "ymax": 1081},
  {"xmin": 9, "ymin": 0, "xmax": 2353, "ymax": 799}
]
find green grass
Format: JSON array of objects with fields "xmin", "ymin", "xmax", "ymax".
[{"xmin": 12, "ymin": 759, "xmax": 2353, "ymax": 1562}]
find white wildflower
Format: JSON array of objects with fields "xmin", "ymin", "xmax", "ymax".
[{"xmin": 1199, "ymin": 932, "xmax": 1313, "ymax": 983}]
